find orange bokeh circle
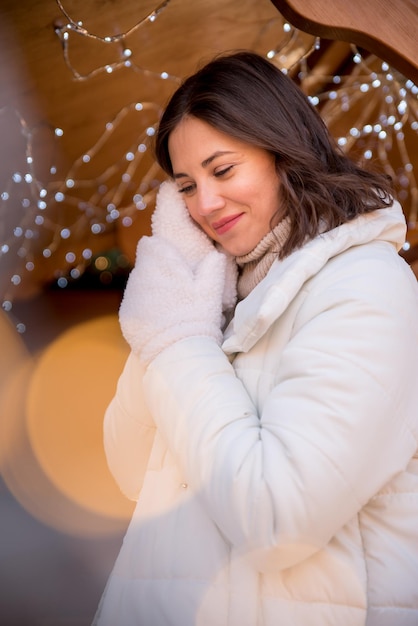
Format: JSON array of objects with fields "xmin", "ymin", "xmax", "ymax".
[{"xmin": 26, "ymin": 314, "xmax": 134, "ymax": 523}]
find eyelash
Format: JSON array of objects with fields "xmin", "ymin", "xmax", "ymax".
[
  {"xmin": 178, "ymin": 185, "xmax": 194, "ymax": 195},
  {"xmin": 215, "ymin": 165, "xmax": 233, "ymax": 177},
  {"xmin": 177, "ymin": 165, "xmax": 234, "ymax": 194}
]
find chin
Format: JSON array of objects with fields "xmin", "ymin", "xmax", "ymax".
[{"xmin": 223, "ymin": 245, "xmax": 251, "ymax": 257}]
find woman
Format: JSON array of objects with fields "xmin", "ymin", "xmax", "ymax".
[{"xmin": 94, "ymin": 52, "xmax": 418, "ymax": 625}]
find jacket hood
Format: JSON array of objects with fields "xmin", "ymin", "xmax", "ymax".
[{"xmin": 222, "ymin": 200, "xmax": 406, "ymax": 355}]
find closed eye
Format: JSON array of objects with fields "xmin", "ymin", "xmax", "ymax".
[
  {"xmin": 214, "ymin": 165, "xmax": 234, "ymax": 177},
  {"xmin": 177, "ymin": 164, "xmax": 234, "ymax": 195},
  {"xmin": 178, "ymin": 183, "xmax": 195, "ymax": 195}
]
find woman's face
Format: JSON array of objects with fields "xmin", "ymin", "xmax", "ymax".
[{"xmin": 168, "ymin": 116, "xmax": 282, "ymax": 256}]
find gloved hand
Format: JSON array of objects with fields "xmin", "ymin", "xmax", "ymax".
[
  {"xmin": 119, "ymin": 235, "xmax": 227, "ymax": 364},
  {"xmin": 151, "ymin": 180, "xmax": 237, "ymax": 312},
  {"xmin": 151, "ymin": 180, "xmax": 215, "ymax": 270}
]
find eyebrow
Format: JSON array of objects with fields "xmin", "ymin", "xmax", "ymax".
[{"xmin": 173, "ymin": 150, "xmax": 235, "ymax": 179}]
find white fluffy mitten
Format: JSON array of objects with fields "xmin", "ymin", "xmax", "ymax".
[
  {"xmin": 119, "ymin": 235, "xmax": 227, "ymax": 365},
  {"xmin": 151, "ymin": 180, "xmax": 214, "ymax": 270},
  {"xmin": 152, "ymin": 180, "xmax": 238, "ymax": 311}
]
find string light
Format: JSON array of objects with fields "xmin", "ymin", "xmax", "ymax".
[
  {"xmin": 266, "ymin": 22, "xmax": 319, "ymax": 74},
  {"xmin": 53, "ymin": 0, "xmax": 178, "ymax": 81},
  {"xmin": 0, "ymin": 101, "xmax": 166, "ymax": 313},
  {"xmin": 55, "ymin": 0, "xmax": 170, "ymax": 42},
  {"xmin": 263, "ymin": 34, "xmax": 417, "ymax": 227},
  {"xmin": 1, "ymin": 7, "xmax": 417, "ymax": 335},
  {"xmin": 311, "ymin": 47, "xmax": 418, "ymax": 225}
]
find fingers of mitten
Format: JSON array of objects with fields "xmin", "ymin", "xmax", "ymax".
[
  {"xmin": 151, "ymin": 181, "xmax": 186, "ymax": 239},
  {"xmin": 195, "ymin": 250, "xmax": 226, "ymax": 301},
  {"xmin": 137, "ymin": 235, "xmax": 194, "ymax": 282},
  {"xmin": 118, "ymin": 236, "xmax": 152, "ymax": 325},
  {"xmin": 121, "ymin": 237, "xmax": 189, "ymax": 313},
  {"xmin": 119, "ymin": 236, "xmax": 227, "ymax": 362},
  {"xmin": 119, "ymin": 236, "xmax": 195, "ymax": 354},
  {"xmin": 151, "ymin": 180, "xmax": 214, "ymax": 266}
]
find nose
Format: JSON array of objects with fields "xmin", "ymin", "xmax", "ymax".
[{"xmin": 195, "ymin": 181, "xmax": 225, "ymax": 216}]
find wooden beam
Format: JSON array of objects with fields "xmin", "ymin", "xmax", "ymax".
[{"xmin": 271, "ymin": 0, "xmax": 418, "ymax": 83}]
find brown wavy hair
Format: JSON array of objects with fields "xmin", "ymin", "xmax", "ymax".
[{"xmin": 155, "ymin": 50, "xmax": 393, "ymax": 258}]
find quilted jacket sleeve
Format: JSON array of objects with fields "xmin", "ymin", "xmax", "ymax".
[
  {"xmin": 104, "ymin": 351, "xmax": 156, "ymax": 501},
  {"xmin": 142, "ymin": 246, "xmax": 418, "ymax": 569}
]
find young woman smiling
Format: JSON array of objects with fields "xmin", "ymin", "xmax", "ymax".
[{"xmin": 94, "ymin": 51, "xmax": 418, "ymax": 626}]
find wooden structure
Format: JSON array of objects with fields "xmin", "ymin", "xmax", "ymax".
[{"xmin": 272, "ymin": 0, "xmax": 418, "ymax": 84}]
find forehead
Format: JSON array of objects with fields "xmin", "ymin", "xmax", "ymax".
[
  {"xmin": 169, "ymin": 117, "xmax": 236, "ymax": 148},
  {"xmin": 168, "ymin": 116, "xmax": 254, "ymax": 168}
]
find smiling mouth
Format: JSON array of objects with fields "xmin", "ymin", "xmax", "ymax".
[{"xmin": 212, "ymin": 213, "xmax": 244, "ymax": 234}]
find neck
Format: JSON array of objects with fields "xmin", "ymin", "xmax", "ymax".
[{"xmin": 236, "ymin": 217, "xmax": 291, "ymax": 299}]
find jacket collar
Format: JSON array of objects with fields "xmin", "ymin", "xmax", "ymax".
[{"xmin": 222, "ymin": 201, "xmax": 406, "ymax": 355}]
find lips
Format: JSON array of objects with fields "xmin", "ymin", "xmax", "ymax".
[{"xmin": 212, "ymin": 213, "xmax": 244, "ymax": 235}]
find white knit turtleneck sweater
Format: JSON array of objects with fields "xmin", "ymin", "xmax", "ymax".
[{"xmin": 235, "ymin": 217, "xmax": 291, "ymax": 300}]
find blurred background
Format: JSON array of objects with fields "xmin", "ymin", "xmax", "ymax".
[{"xmin": 0, "ymin": 1, "xmax": 417, "ymax": 624}]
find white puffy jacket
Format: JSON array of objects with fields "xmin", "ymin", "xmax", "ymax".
[{"xmin": 95, "ymin": 201, "xmax": 418, "ymax": 626}]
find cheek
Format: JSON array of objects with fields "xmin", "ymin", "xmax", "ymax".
[
  {"xmin": 184, "ymin": 201, "xmax": 200, "ymax": 225},
  {"xmin": 187, "ymin": 206, "xmax": 215, "ymax": 238},
  {"xmin": 263, "ymin": 176, "xmax": 282, "ymax": 218}
]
